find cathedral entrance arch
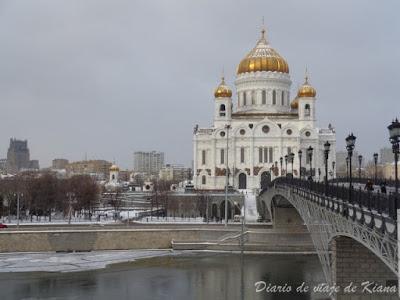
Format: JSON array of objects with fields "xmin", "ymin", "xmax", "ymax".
[
  {"xmin": 260, "ymin": 171, "xmax": 271, "ymax": 190},
  {"xmin": 211, "ymin": 204, "xmax": 218, "ymax": 219},
  {"xmin": 220, "ymin": 200, "xmax": 232, "ymax": 220},
  {"xmin": 238, "ymin": 173, "xmax": 247, "ymax": 189}
]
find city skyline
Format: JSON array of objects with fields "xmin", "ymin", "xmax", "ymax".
[{"xmin": 0, "ymin": 1, "xmax": 399, "ymax": 169}]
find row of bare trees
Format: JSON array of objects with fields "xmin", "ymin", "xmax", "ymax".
[{"xmin": 0, "ymin": 173, "xmax": 99, "ymax": 222}]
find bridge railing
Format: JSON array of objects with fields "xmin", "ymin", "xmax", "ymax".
[
  {"xmin": 270, "ymin": 177, "xmax": 398, "ymax": 225},
  {"xmin": 329, "ymin": 177, "xmax": 397, "ymax": 188}
]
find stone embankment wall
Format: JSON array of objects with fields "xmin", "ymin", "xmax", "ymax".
[{"xmin": 0, "ymin": 229, "xmax": 228, "ymax": 253}]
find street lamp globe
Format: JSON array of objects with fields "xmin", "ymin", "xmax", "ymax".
[
  {"xmin": 307, "ymin": 146, "xmax": 313, "ymax": 157},
  {"xmin": 345, "ymin": 133, "xmax": 356, "ymax": 149},
  {"xmin": 324, "ymin": 141, "xmax": 331, "ymax": 152},
  {"xmin": 289, "ymin": 152, "xmax": 295, "ymax": 161},
  {"xmin": 388, "ymin": 118, "xmax": 400, "ymax": 142}
]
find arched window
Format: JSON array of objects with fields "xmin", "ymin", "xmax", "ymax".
[
  {"xmin": 305, "ymin": 104, "xmax": 311, "ymax": 117},
  {"xmin": 272, "ymin": 90, "xmax": 276, "ymax": 105},
  {"xmin": 243, "ymin": 92, "xmax": 247, "ymax": 106},
  {"xmin": 281, "ymin": 91, "xmax": 285, "ymax": 105},
  {"xmin": 240, "ymin": 147, "xmax": 245, "ymax": 163},
  {"xmin": 251, "ymin": 91, "xmax": 255, "ymax": 105},
  {"xmin": 262, "ymin": 90, "xmax": 266, "ymax": 105},
  {"xmin": 219, "ymin": 104, "xmax": 226, "ymax": 116},
  {"xmin": 202, "ymin": 175, "xmax": 206, "ymax": 185},
  {"xmin": 220, "ymin": 149, "xmax": 225, "ymax": 164}
]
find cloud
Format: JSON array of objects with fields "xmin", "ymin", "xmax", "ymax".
[{"xmin": 0, "ymin": 0, "xmax": 399, "ymax": 168}]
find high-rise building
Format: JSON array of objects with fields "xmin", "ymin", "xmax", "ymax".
[
  {"xmin": 0, "ymin": 159, "xmax": 6, "ymax": 173},
  {"xmin": 52, "ymin": 158, "xmax": 69, "ymax": 170},
  {"xmin": 6, "ymin": 138, "xmax": 39, "ymax": 174},
  {"xmin": 134, "ymin": 151, "xmax": 165, "ymax": 176},
  {"xmin": 380, "ymin": 147, "xmax": 393, "ymax": 164}
]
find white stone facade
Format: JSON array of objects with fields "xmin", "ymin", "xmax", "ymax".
[{"xmin": 193, "ymin": 30, "xmax": 336, "ymax": 191}]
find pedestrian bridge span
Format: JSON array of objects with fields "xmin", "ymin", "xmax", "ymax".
[{"xmin": 259, "ymin": 178, "xmax": 399, "ymax": 298}]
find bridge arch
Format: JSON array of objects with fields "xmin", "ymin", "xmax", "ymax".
[{"xmin": 259, "ymin": 184, "xmax": 398, "ymax": 289}]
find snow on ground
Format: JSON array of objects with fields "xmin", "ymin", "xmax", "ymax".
[
  {"xmin": 0, "ymin": 250, "xmax": 180, "ymax": 273},
  {"xmin": 242, "ymin": 190, "xmax": 259, "ymax": 223}
]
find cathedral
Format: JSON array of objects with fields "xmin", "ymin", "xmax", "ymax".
[{"xmin": 193, "ymin": 28, "xmax": 336, "ymax": 191}]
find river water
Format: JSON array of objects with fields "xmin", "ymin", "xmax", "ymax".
[{"xmin": 0, "ymin": 253, "xmax": 329, "ymax": 300}]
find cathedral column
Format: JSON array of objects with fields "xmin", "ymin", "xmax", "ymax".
[
  {"xmin": 232, "ymin": 134, "xmax": 236, "ymax": 188},
  {"xmin": 211, "ymin": 138, "xmax": 216, "ymax": 187}
]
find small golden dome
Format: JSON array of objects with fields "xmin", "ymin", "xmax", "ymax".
[
  {"xmin": 214, "ymin": 77, "xmax": 232, "ymax": 98},
  {"xmin": 297, "ymin": 75, "xmax": 316, "ymax": 98},
  {"xmin": 237, "ymin": 28, "xmax": 289, "ymax": 75},
  {"xmin": 109, "ymin": 164, "xmax": 119, "ymax": 172},
  {"xmin": 290, "ymin": 97, "xmax": 299, "ymax": 109}
]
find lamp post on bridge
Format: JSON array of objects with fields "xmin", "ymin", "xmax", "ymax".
[
  {"xmin": 284, "ymin": 155, "xmax": 288, "ymax": 177},
  {"xmin": 324, "ymin": 141, "xmax": 331, "ymax": 195},
  {"xmin": 307, "ymin": 146, "xmax": 313, "ymax": 181},
  {"xmin": 373, "ymin": 152, "xmax": 379, "ymax": 184},
  {"xmin": 224, "ymin": 124, "xmax": 231, "ymax": 227},
  {"xmin": 279, "ymin": 157, "xmax": 283, "ymax": 177},
  {"xmin": 345, "ymin": 133, "xmax": 357, "ymax": 203},
  {"xmin": 289, "ymin": 152, "xmax": 295, "ymax": 178},
  {"xmin": 388, "ymin": 118, "xmax": 400, "ymax": 220},
  {"xmin": 298, "ymin": 150, "xmax": 303, "ymax": 179},
  {"xmin": 358, "ymin": 155, "xmax": 363, "ymax": 180}
]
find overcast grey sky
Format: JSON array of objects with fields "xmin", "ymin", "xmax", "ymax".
[{"xmin": 0, "ymin": 0, "xmax": 399, "ymax": 169}]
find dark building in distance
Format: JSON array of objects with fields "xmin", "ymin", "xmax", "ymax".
[{"xmin": 6, "ymin": 138, "xmax": 39, "ymax": 174}]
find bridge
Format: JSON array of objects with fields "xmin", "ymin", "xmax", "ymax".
[{"xmin": 259, "ymin": 177, "xmax": 399, "ymax": 299}]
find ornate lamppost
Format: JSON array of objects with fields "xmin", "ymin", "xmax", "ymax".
[
  {"xmin": 324, "ymin": 141, "xmax": 331, "ymax": 194},
  {"xmin": 345, "ymin": 133, "xmax": 357, "ymax": 203},
  {"xmin": 290, "ymin": 152, "xmax": 295, "ymax": 177},
  {"xmin": 358, "ymin": 155, "xmax": 363, "ymax": 180},
  {"xmin": 373, "ymin": 152, "xmax": 379, "ymax": 184},
  {"xmin": 388, "ymin": 118, "xmax": 400, "ymax": 219},
  {"xmin": 346, "ymin": 156, "xmax": 349, "ymax": 181},
  {"xmin": 224, "ymin": 124, "xmax": 231, "ymax": 227},
  {"xmin": 284, "ymin": 155, "xmax": 288, "ymax": 177},
  {"xmin": 279, "ymin": 157, "xmax": 283, "ymax": 177},
  {"xmin": 307, "ymin": 146, "xmax": 313, "ymax": 180},
  {"xmin": 298, "ymin": 150, "xmax": 303, "ymax": 179}
]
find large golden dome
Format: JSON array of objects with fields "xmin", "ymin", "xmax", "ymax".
[
  {"xmin": 297, "ymin": 75, "xmax": 316, "ymax": 98},
  {"xmin": 237, "ymin": 29, "xmax": 289, "ymax": 75},
  {"xmin": 214, "ymin": 77, "xmax": 232, "ymax": 98}
]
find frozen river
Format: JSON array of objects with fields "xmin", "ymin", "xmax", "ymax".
[{"xmin": 0, "ymin": 252, "xmax": 328, "ymax": 300}]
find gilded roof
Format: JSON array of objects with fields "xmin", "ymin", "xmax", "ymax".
[
  {"xmin": 297, "ymin": 75, "xmax": 316, "ymax": 98},
  {"xmin": 237, "ymin": 29, "xmax": 289, "ymax": 75},
  {"xmin": 214, "ymin": 77, "xmax": 232, "ymax": 98}
]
